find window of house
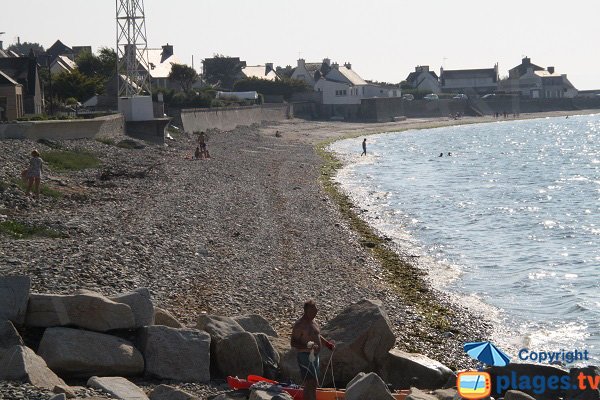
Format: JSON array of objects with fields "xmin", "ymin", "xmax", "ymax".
[{"xmin": 362, "ymin": 87, "xmax": 365, "ymax": 95}]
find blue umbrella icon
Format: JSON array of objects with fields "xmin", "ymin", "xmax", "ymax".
[{"xmin": 464, "ymin": 341, "xmax": 511, "ymax": 367}]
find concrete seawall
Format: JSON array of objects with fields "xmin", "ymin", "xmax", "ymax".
[
  {"xmin": 0, "ymin": 114, "xmax": 125, "ymax": 140},
  {"xmin": 180, "ymin": 104, "xmax": 291, "ymax": 133}
]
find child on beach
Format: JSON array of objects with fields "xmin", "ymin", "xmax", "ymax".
[{"xmin": 25, "ymin": 150, "xmax": 43, "ymax": 198}]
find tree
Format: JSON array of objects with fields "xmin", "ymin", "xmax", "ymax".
[
  {"xmin": 7, "ymin": 41, "xmax": 45, "ymax": 56},
  {"xmin": 52, "ymin": 70, "xmax": 104, "ymax": 102},
  {"xmin": 76, "ymin": 47, "xmax": 117, "ymax": 80},
  {"xmin": 169, "ymin": 63, "xmax": 198, "ymax": 92},
  {"xmin": 233, "ymin": 77, "xmax": 309, "ymax": 100},
  {"xmin": 202, "ymin": 55, "xmax": 245, "ymax": 89}
]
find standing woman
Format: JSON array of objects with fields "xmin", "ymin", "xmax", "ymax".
[{"xmin": 26, "ymin": 150, "xmax": 43, "ymax": 198}]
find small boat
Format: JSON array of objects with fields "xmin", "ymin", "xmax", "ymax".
[{"xmin": 226, "ymin": 375, "xmax": 410, "ymax": 400}]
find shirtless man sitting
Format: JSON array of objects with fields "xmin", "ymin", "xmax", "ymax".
[{"xmin": 291, "ymin": 300, "xmax": 335, "ymax": 400}]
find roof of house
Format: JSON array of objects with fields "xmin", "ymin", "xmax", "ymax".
[
  {"xmin": 0, "ymin": 69, "xmax": 19, "ymax": 85},
  {"xmin": 336, "ymin": 66, "xmax": 367, "ymax": 85},
  {"xmin": 143, "ymin": 48, "xmax": 181, "ymax": 79},
  {"xmin": 241, "ymin": 65, "xmax": 278, "ymax": 81},
  {"xmin": 47, "ymin": 40, "xmax": 73, "ymax": 57},
  {"xmin": 0, "ymin": 57, "xmax": 38, "ymax": 94},
  {"xmin": 51, "ymin": 55, "xmax": 77, "ymax": 72},
  {"xmin": 405, "ymin": 70, "xmax": 439, "ymax": 83},
  {"xmin": 441, "ymin": 68, "xmax": 497, "ymax": 80},
  {"xmin": 534, "ymin": 70, "xmax": 561, "ymax": 78},
  {"xmin": 510, "ymin": 61, "xmax": 544, "ymax": 77}
]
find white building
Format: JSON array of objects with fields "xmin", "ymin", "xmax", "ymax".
[
  {"xmin": 240, "ymin": 63, "xmax": 279, "ymax": 81},
  {"xmin": 312, "ymin": 61, "xmax": 400, "ymax": 105},
  {"xmin": 141, "ymin": 44, "xmax": 183, "ymax": 90},
  {"xmin": 404, "ymin": 66, "xmax": 441, "ymax": 93},
  {"xmin": 440, "ymin": 65, "xmax": 499, "ymax": 95},
  {"xmin": 291, "ymin": 58, "xmax": 330, "ymax": 87},
  {"xmin": 50, "ymin": 55, "xmax": 77, "ymax": 76}
]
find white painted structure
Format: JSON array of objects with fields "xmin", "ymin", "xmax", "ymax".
[
  {"xmin": 118, "ymin": 96, "xmax": 153, "ymax": 121},
  {"xmin": 313, "ymin": 62, "xmax": 400, "ymax": 105},
  {"xmin": 405, "ymin": 66, "xmax": 441, "ymax": 93}
]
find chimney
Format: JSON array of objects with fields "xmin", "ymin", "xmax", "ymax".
[
  {"xmin": 547, "ymin": 66, "xmax": 555, "ymax": 74},
  {"xmin": 322, "ymin": 58, "xmax": 331, "ymax": 66},
  {"xmin": 0, "ymin": 41, "xmax": 3, "ymax": 50},
  {"xmin": 416, "ymin": 65, "xmax": 429, "ymax": 72},
  {"xmin": 522, "ymin": 57, "xmax": 531, "ymax": 66},
  {"xmin": 344, "ymin": 62, "xmax": 352, "ymax": 70},
  {"xmin": 298, "ymin": 58, "xmax": 305, "ymax": 68},
  {"xmin": 265, "ymin": 63, "xmax": 273, "ymax": 74},
  {"xmin": 331, "ymin": 62, "xmax": 339, "ymax": 70},
  {"xmin": 161, "ymin": 43, "xmax": 173, "ymax": 61}
]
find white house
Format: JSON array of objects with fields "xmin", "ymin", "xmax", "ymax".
[
  {"xmin": 313, "ymin": 62, "xmax": 400, "ymax": 105},
  {"xmin": 440, "ymin": 65, "xmax": 499, "ymax": 94},
  {"xmin": 291, "ymin": 58, "xmax": 330, "ymax": 86},
  {"xmin": 240, "ymin": 63, "xmax": 279, "ymax": 81},
  {"xmin": 404, "ymin": 66, "xmax": 441, "ymax": 93},
  {"xmin": 140, "ymin": 44, "xmax": 183, "ymax": 90},
  {"xmin": 50, "ymin": 55, "xmax": 77, "ymax": 76}
]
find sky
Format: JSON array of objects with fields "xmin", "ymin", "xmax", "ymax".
[{"xmin": 2, "ymin": 0, "xmax": 599, "ymax": 89}]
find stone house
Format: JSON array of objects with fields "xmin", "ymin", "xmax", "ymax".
[
  {"xmin": 0, "ymin": 69, "xmax": 24, "ymax": 120},
  {"xmin": 500, "ymin": 57, "xmax": 577, "ymax": 98},
  {"xmin": 440, "ymin": 64, "xmax": 499, "ymax": 95},
  {"xmin": 404, "ymin": 66, "xmax": 441, "ymax": 93}
]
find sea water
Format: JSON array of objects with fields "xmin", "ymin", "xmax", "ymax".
[{"xmin": 329, "ymin": 114, "xmax": 600, "ymax": 361}]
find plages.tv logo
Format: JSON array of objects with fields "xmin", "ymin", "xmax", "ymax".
[{"xmin": 457, "ymin": 341, "xmax": 510, "ymax": 400}]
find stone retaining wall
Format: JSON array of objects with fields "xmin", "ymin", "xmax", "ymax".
[
  {"xmin": 180, "ymin": 104, "xmax": 291, "ymax": 133},
  {"xmin": 0, "ymin": 114, "xmax": 125, "ymax": 140}
]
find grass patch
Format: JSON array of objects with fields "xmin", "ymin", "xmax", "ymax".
[
  {"xmin": 11, "ymin": 179, "xmax": 62, "ymax": 199},
  {"xmin": 43, "ymin": 150, "xmax": 100, "ymax": 171},
  {"xmin": 0, "ymin": 220, "xmax": 65, "ymax": 239},
  {"xmin": 316, "ymin": 136, "xmax": 455, "ymax": 333}
]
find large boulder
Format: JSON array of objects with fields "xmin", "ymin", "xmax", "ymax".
[
  {"xmin": 254, "ymin": 333, "xmax": 280, "ymax": 380},
  {"xmin": 0, "ymin": 275, "xmax": 31, "ymax": 325},
  {"xmin": 196, "ymin": 314, "xmax": 245, "ymax": 342},
  {"xmin": 38, "ymin": 327, "xmax": 144, "ymax": 378},
  {"xmin": 249, "ymin": 382, "xmax": 293, "ymax": 400},
  {"xmin": 406, "ymin": 388, "xmax": 438, "ymax": 400},
  {"xmin": 149, "ymin": 384, "xmax": 198, "ymax": 400},
  {"xmin": 0, "ymin": 345, "xmax": 67, "ymax": 391},
  {"xmin": 154, "ymin": 307, "xmax": 184, "ymax": 328},
  {"xmin": 488, "ymin": 363, "xmax": 568, "ymax": 400},
  {"xmin": 215, "ymin": 331, "xmax": 264, "ymax": 377},
  {"xmin": 110, "ymin": 288, "xmax": 154, "ymax": 328},
  {"xmin": 270, "ymin": 336, "xmax": 302, "ymax": 383},
  {"xmin": 1, "ymin": 319, "xmax": 24, "ymax": 349},
  {"xmin": 234, "ymin": 314, "xmax": 278, "ymax": 337},
  {"xmin": 379, "ymin": 349, "xmax": 455, "ymax": 390},
  {"xmin": 87, "ymin": 376, "xmax": 149, "ymax": 400},
  {"xmin": 345, "ymin": 372, "xmax": 395, "ymax": 400},
  {"xmin": 320, "ymin": 299, "xmax": 396, "ymax": 384},
  {"xmin": 26, "ymin": 290, "xmax": 135, "ymax": 332},
  {"xmin": 138, "ymin": 325, "xmax": 210, "ymax": 382},
  {"xmin": 504, "ymin": 390, "xmax": 537, "ymax": 400}
]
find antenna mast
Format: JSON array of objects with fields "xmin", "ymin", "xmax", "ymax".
[{"xmin": 116, "ymin": 0, "xmax": 150, "ymax": 96}]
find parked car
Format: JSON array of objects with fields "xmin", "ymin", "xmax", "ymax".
[
  {"xmin": 453, "ymin": 94, "xmax": 468, "ymax": 100},
  {"xmin": 424, "ymin": 93, "xmax": 439, "ymax": 101},
  {"xmin": 402, "ymin": 94, "xmax": 415, "ymax": 101},
  {"xmin": 482, "ymin": 93, "xmax": 496, "ymax": 99}
]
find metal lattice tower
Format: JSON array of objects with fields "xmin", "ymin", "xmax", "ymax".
[{"xmin": 116, "ymin": 0, "xmax": 151, "ymax": 96}]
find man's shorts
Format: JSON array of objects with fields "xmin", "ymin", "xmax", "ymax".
[{"xmin": 297, "ymin": 352, "xmax": 320, "ymax": 380}]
